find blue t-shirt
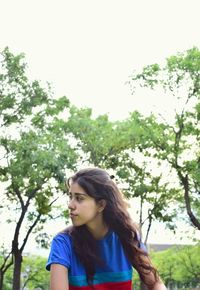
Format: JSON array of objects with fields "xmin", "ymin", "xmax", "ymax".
[{"xmin": 46, "ymin": 229, "xmax": 136, "ymax": 289}]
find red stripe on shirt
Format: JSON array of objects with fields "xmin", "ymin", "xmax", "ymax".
[{"xmin": 69, "ymin": 279, "xmax": 132, "ymax": 290}]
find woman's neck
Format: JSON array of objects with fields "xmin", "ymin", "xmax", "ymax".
[{"xmin": 87, "ymin": 218, "xmax": 109, "ymax": 240}]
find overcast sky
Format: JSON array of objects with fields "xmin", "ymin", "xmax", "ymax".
[
  {"xmin": 0, "ymin": 0, "xmax": 200, "ymax": 247},
  {"xmin": 1, "ymin": 0, "xmax": 200, "ymax": 120}
]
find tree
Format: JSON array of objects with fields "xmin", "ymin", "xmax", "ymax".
[
  {"xmin": 0, "ymin": 254, "xmax": 50, "ymax": 290},
  {"xmin": 21, "ymin": 256, "xmax": 49, "ymax": 290},
  {"xmin": 111, "ymin": 112, "xmax": 179, "ymax": 243},
  {"xmin": 176, "ymin": 243, "xmax": 200, "ymax": 286},
  {"xmin": 151, "ymin": 247, "xmax": 179, "ymax": 289},
  {"xmin": 129, "ymin": 47, "xmax": 200, "ymax": 230},
  {"xmin": 151, "ymin": 243, "xmax": 200, "ymax": 288},
  {"xmin": 0, "ymin": 48, "xmax": 78, "ymax": 290},
  {"xmin": 67, "ymin": 106, "xmax": 124, "ymax": 167},
  {"xmin": 67, "ymin": 107, "xmax": 177, "ymax": 244}
]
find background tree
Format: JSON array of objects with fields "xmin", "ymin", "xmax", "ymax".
[
  {"xmin": 151, "ymin": 243, "xmax": 200, "ymax": 289},
  {"xmin": 21, "ymin": 256, "xmax": 49, "ymax": 290},
  {"xmin": 151, "ymin": 247, "xmax": 179, "ymax": 289},
  {"xmin": 0, "ymin": 48, "xmax": 78, "ymax": 290},
  {"xmin": 67, "ymin": 107, "xmax": 178, "ymax": 243},
  {"xmin": 129, "ymin": 47, "xmax": 200, "ymax": 230},
  {"xmin": 112, "ymin": 112, "xmax": 179, "ymax": 243},
  {"xmin": 176, "ymin": 244, "xmax": 200, "ymax": 287},
  {"xmin": 67, "ymin": 106, "xmax": 124, "ymax": 167},
  {"xmin": 1, "ymin": 46, "xmax": 199, "ymax": 290},
  {"xmin": 0, "ymin": 255, "xmax": 49, "ymax": 290}
]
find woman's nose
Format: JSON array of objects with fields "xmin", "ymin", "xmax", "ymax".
[{"xmin": 68, "ymin": 199, "xmax": 75, "ymax": 210}]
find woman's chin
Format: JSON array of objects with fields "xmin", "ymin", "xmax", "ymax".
[{"xmin": 71, "ymin": 219, "xmax": 83, "ymax": 227}]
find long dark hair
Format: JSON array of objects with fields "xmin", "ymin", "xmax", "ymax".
[{"xmin": 64, "ymin": 167, "xmax": 159, "ymax": 288}]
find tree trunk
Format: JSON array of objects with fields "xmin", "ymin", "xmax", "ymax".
[
  {"xmin": 144, "ymin": 216, "xmax": 152, "ymax": 245},
  {"xmin": 0, "ymin": 271, "xmax": 4, "ymax": 290},
  {"xmin": 12, "ymin": 250, "xmax": 22, "ymax": 290},
  {"xmin": 0, "ymin": 255, "xmax": 13, "ymax": 290},
  {"xmin": 180, "ymin": 174, "xmax": 200, "ymax": 230}
]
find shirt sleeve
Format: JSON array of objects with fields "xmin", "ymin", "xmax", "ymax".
[
  {"xmin": 139, "ymin": 240, "xmax": 147, "ymax": 252},
  {"xmin": 136, "ymin": 231, "xmax": 148, "ymax": 253},
  {"xmin": 46, "ymin": 233, "xmax": 71, "ymax": 271}
]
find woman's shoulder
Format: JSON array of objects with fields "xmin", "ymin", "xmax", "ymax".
[{"xmin": 53, "ymin": 226, "xmax": 74, "ymax": 242}]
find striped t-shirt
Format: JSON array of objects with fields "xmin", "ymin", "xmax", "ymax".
[{"xmin": 46, "ymin": 230, "xmax": 135, "ymax": 289}]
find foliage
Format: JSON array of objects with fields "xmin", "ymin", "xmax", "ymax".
[
  {"xmin": 128, "ymin": 47, "xmax": 200, "ymax": 230},
  {"xmin": 66, "ymin": 107, "xmax": 178, "ymax": 241},
  {"xmin": 1, "ymin": 255, "xmax": 49, "ymax": 290},
  {"xmin": 112, "ymin": 112, "xmax": 180, "ymax": 241},
  {"xmin": 1, "ymin": 45, "xmax": 200, "ymax": 290},
  {"xmin": 21, "ymin": 256, "xmax": 49, "ymax": 290},
  {"xmin": 0, "ymin": 47, "xmax": 78, "ymax": 290},
  {"xmin": 151, "ymin": 243, "xmax": 200, "ymax": 288},
  {"xmin": 1, "ymin": 244, "xmax": 200, "ymax": 290},
  {"xmin": 67, "ymin": 106, "xmax": 126, "ymax": 167}
]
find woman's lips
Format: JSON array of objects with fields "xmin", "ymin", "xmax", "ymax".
[{"xmin": 70, "ymin": 213, "xmax": 78, "ymax": 218}]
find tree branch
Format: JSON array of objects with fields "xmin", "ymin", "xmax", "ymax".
[
  {"xmin": 144, "ymin": 214, "xmax": 152, "ymax": 245},
  {"xmin": 0, "ymin": 250, "xmax": 13, "ymax": 273},
  {"xmin": 20, "ymin": 213, "xmax": 41, "ymax": 253},
  {"xmin": 20, "ymin": 194, "xmax": 60, "ymax": 252},
  {"xmin": 179, "ymin": 174, "xmax": 200, "ymax": 230}
]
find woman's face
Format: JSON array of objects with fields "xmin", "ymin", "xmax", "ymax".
[{"xmin": 68, "ymin": 182, "xmax": 103, "ymax": 228}]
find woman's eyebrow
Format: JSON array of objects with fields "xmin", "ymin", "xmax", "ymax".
[{"xmin": 68, "ymin": 192, "xmax": 87, "ymax": 196}]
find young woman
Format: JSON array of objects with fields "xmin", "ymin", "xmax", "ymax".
[{"xmin": 46, "ymin": 167, "xmax": 167, "ymax": 290}]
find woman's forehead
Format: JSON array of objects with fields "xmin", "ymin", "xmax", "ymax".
[{"xmin": 69, "ymin": 182, "xmax": 87, "ymax": 194}]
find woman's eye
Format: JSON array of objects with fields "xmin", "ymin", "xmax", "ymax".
[
  {"xmin": 67, "ymin": 194, "xmax": 84, "ymax": 202},
  {"xmin": 76, "ymin": 196, "xmax": 84, "ymax": 202}
]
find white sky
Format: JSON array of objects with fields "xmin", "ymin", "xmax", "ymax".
[
  {"xmin": 0, "ymin": 0, "xmax": 200, "ymax": 249},
  {"xmin": 1, "ymin": 0, "xmax": 200, "ymax": 120}
]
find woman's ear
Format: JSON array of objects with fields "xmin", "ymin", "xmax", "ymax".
[{"xmin": 98, "ymin": 199, "xmax": 107, "ymax": 212}]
